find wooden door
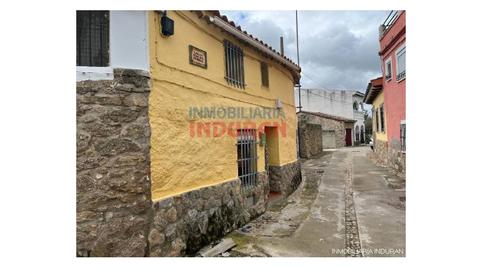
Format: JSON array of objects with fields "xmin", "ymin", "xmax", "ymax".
[{"xmin": 345, "ymin": 128, "xmax": 352, "ymax": 146}]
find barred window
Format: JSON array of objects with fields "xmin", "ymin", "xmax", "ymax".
[
  {"xmin": 236, "ymin": 129, "xmax": 258, "ymax": 188},
  {"xmin": 77, "ymin": 11, "xmax": 109, "ymax": 67},
  {"xmin": 260, "ymin": 62, "xmax": 269, "ymax": 87},
  {"xmin": 224, "ymin": 40, "xmax": 245, "ymax": 88},
  {"xmin": 400, "ymin": 123, "xmax": 406, "ymax": 151}
]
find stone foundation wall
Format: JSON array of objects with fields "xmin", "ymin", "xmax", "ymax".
[
  {"xmin": 148, "ymin": 172, "xmax": 269, "ymax": 256},
  {"xmin": 77, "ymin": 69, "xmax": 283, "ymax": 257},
  {"xmin": 388, "ymin": 139, "xmax": 406, "ymax": 175},
  {"xmin": 268, "ymin": 160, "xmax": 302, "ymax": 197},
  {"xmin": 76, "ymin": 69, "xmax": 152, "ymax": 257},
  {"xmin": 373, "ymin": 138, "xmax": 388, "ymax": 166}
]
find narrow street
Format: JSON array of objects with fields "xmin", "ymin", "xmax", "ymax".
[{"xmin": 222, "ymin": 146, "xmax": 405, "ymax": 257}]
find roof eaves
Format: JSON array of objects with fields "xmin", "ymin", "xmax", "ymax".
[{"xmin": 194, "ymin": 11, "xmax": 301, "ymax": 79}]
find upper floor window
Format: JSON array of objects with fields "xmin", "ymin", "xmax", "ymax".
[
  {"xmin": 396, "ymin": 44, "xmax": 406, "ymax": 81},
  {"xmin": 353, "ymin": 102, "xmax": 359, "ymax": 110},
  {"xmin": 260, "ymin": 62, "xmax": 269, "ymax": 88},
  {"xmin": 224, "ymin": 40, "xmax": 245, "ymax": 89},
  {"xmin": 385, "ymin": 58, "xmax": 392, "ymax": 81},
  {"xmin": 77, "ymin": 11, "xmax": 109, "ymax": 67}
]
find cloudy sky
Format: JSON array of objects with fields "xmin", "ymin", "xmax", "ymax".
[{"xmin": 221, "ymin": 10, "xmax": 389, "ymax": 91}]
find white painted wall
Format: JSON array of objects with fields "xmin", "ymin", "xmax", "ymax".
[
  {"xmin": 352, "ymin": 93, "xmax": 366, "ymax": 142},
  {"xmin": 76, "ymin": 11, "xmax": 149, "ymax": 81},
  {"xmin": 110, "ymin": 11, "xmax": 149, "ymax": 71},
  {"xmin": 295, "ymin": 89, "xmax": 367, "ymax": 143},
  {"xmin": 296, "ymin": 89, "xmax": 354, "ymax": 119}
]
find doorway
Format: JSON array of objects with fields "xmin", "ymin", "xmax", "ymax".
[
  {"xmin": 265, "ymin": 126, "xmax": 282, "ymax": 204},
  {"xmin": 345, "ymin": 128, "xmax": 352, "ymax": 146}
]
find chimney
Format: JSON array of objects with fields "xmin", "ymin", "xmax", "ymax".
[
  {"xmin": 378, "ymin": 25, "xmax": 386, "ymax": 39},
  {"xmin": 280, "ymin": 36, "xmax": 284, "ymax": 56}
]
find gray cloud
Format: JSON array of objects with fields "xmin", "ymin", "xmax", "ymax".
[{"xmin": 221, "ymin": 10, "xmax": 388, "ymax": 90}]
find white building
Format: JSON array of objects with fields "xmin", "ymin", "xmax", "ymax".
[{"xmin": 295, "ymin": 88, "xmax": 367, "ymax": 145}]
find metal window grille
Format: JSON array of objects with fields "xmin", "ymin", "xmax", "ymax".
[
  {"xmin": 236, "ymin": 129, "xmax": 258, "ymax": 189},
  {"xmin": 224, "ymin": 40, "xmax": 245, "ymax": 89},
  {"xmin": 260, "ymin": 62, "xmax": 269, "ymax": 87},
  {"xmin": 400, "ymin": 123, "xmax": 406, "ymax": 151},
  {"xmin": 77, "ymin": 11, "xmax": 109, "ymax": 67}
]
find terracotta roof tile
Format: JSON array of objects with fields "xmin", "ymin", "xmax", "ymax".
[{"xmin": 191, "ymin": 11, "xmax": 300, "ymax": 73}]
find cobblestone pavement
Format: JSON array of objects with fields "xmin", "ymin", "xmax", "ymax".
[{"xmin": 217, "ymin": 146, "xmax": 405, "ymax": 257}]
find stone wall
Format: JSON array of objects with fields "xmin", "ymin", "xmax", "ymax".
[
  {"xmin": 373, "ymin": 136, "xmax": 388, "ymax": 166},
  {"xmin": 388, "ymin": 139, "xmax": 406, "ymax": 175},
  {"xmin": 268, "ymin": 160, "xmax": 302, "ymax": 197},
  {"xmin": 148, "ymin": 172, "xmax": 269, "ymax": 256},
  {"xmin": 298, "ymin": 123, "xmax": 323, "ymax": 158},
  {"xmin": 77, "ymin": 69, "xmax": 152, "ymax": 257},
  {"xmin": 77, "ymin": 69, "xmax": 284, "ymax": 257},
  {"xmin": 298, "ymin": 112, "xmax": 346, "ymax": 149}
]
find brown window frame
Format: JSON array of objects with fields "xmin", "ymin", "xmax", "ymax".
[{"xmin": 260, "ymin": 62, "xmax": 269, "ymax": 88}]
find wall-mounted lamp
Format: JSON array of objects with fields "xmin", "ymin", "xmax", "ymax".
[{"xmin": 161, "ymin": 11, "xmax": 174, "ymax": 36}]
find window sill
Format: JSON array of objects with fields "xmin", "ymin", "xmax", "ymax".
[
  {"xmin": 396, "ymin": 75, "xmax": 406, "ymax": 83},
  {"xmin": 76, "ymin": 66, "xmax": 113, "ymax": 82},
  {"xmin": 385, "ymin": 77, "xmax": 392, "ymax": 82}
]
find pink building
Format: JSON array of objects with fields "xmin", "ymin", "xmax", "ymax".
[{"xmin": 379, "ymin": 10, "xmax": 406, "ymax": 173}]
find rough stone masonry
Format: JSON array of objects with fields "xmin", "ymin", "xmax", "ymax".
[
  {"xmin": 76, "ymin": 69, "xmax": 292, "ymax": 256},
  {"xmin": 76, "ymin": 69, "xmax": 152, "ymax": 257}
]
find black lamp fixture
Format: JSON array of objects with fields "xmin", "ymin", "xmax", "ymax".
[{"xmin": 161, "ymin": 11, "xmax": 174, "ymax": 36}]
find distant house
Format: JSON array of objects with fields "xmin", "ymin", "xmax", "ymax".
[
  {"xmin": 297, "ymin": 111, "xmax": 356, "ymax": 156},
  {"xmin": 296, "ymin": 89, "xmax": 367, "ymax": 146},
  {"xmin": 364, "ymin": 10, "xmax": 405, "ymax": 173},
  {"xmin": 76, "ymin": 10, "xmax": 302, "ymax": 257},
  {"xmin": 364, "ymin": 77, "xmax": 386, "ymax": 159},
  {"xmin": 379, "ymin": 10, "xmax": 406, "ymax": 173}
]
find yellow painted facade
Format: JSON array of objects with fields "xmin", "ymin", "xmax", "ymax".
[
  {"xmin": 148, "ymin": 11, "xmax": 299, "ymax": 201},
  {"xmin": 372, "ymin": 91, "xmax": 387, "ymax": 141}
]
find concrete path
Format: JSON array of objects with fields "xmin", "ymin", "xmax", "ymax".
[{"xmin": 222, "ymin": 146, "xmax": 405, "ymax": 257}]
